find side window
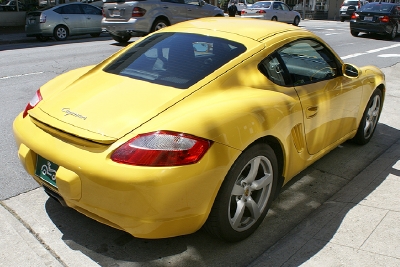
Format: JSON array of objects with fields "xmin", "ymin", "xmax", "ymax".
[
  {"xmin": 184, "ymin": 0, "xmax": 199, "ymax": 5},
  {"xmin": 82, "ymin": 4, "xmax": 102, "ymax": 15},
  {"xmin": 282, "ymin": 3, "xmax": 290, "ymax": 11},
  {"xmin": 60, "ymin": 4, "xmax": 83, "ymax": 14},
  {"xmin": 277, "ymin": 39, "xmax": 338, "ymax": 85},
  {"xmin": 162, "ymin": 0, "xmax": 184, "ymax": 3},
  {"xmin": 258, "ymin": 54, "xmax": 288, "ymax": 86},
  {"xmin": 273, "ymin": 3, "xmax": 282, "ymax": 10}
]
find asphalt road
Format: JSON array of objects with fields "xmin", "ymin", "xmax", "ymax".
[{"xmin": 0, "ymin": 20, "xmax": 399, "ymax": 266}]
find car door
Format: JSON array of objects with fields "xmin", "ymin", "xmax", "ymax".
[
  {"xmin": 80, "ymin": 4, "xmax": 102, "ymax": 33},
  {"xmin": 56, "ymin": 4, "xmax": 86, "ymax": 35},
  {"xmin": 277, "ymin": 39, "xmax": 363, "ymax": 155},
  {"xmin": 161, "ymin": 0, "xmax": 187, "ymax": 24},
  {"xmin": 184, "ymin": 0, "xmax": 211, "ymax": 19},
  {"xmin": 272, "ymin": 2, "xmax": 286, "ymax": 21}
]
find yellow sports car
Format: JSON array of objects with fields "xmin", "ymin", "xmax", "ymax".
[{"xmin": 13, "ymin": 18, "xmax": 385, "ymax": 242}]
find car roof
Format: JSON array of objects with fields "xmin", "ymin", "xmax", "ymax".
[{"xmin": 162, "ymin": 17, "xmax": 305, "ymax": 42}]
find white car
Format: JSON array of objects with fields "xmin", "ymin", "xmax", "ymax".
[{"xmin": 240, "ymin": 1, "xmax": 301, "ymax": 26}]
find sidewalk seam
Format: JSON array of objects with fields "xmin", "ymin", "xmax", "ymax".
[{"xmin": 0, "ymin": 199, "xmax": 68, "ymax": 267}]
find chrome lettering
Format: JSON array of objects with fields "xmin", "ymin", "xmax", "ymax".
[{"xmin": 61, "ymin": 108, "xmax": 87, "ymax": 120}]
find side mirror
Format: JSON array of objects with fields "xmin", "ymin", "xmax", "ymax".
[{"xmin": 342, "ymin": 63, "xmax": 360, "ymax": 78}]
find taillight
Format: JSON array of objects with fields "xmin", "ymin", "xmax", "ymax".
[
  {"xmin": 241, "ymin": 10, "xmax": 246, "ymax": 15},
  {"xmin": 132, "ymin": 7, "xmax": 146, "ymax": 17},
  {"xmin": 23, "ymin": 89, "xmax": 42, "ymax": 118},
  {"xmin": 102, "ymin": 8, "xmax": 105, "ymax": 18},
  {"xmin": 379, "ymin": 16, "xmax": 390, "ymax": 23},
  {"xmin": 351, "ymin": 12, "xmax": 359, "ymax": 19},
  {"xmin": 39, "ymin": 14, "xmax": 46, "ymax": 23},
  {"xmin": 257, "ymin": 10, "xmax": 266, "ymax": 13},
  {"xmin": 111, "ymin": 131, "xmax": 213, "ymax": 166}
]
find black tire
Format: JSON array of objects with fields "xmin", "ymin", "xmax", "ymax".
[
  {"xmin": 271, "ymin": 16, "xmax": 278, "ymax": 21},
  {"xmin": 340, "ymin": 17, "xmax": 345, "ymax": 22},
  {"xmin": 53, "ymin": 25, "xmax": 68, "ymax": 41},
  {"xmin": 203, "ymin": 143, "xmax": 278, "ymax": 242},
  {"xmin": 352, "ymin": 89, "xmax": 382, "ymax": 145},
  {"xmin": 111, "ymin": 34, "xmax": 131, "ymax": 43},
  {"xmin": 90, "ymin": 32, "xmax": 101, "ymax": 37},
  {"xmin": 293, "ymin": 16, "xmax": 300, "ymax": 26},
  {"xmin": 151, "ymin": 19, "xmax": 168, "ymax": 32},
  {"xmin": 36, "ymin": 36, "xmax": 49, "ymax": 42},
  {"xmin": 351, "ymin": 30, "xmax": 359, "ymax": 37},
  {"xmin": 388, "ymin": 25, "xmax": 397, "ymax": 40}
]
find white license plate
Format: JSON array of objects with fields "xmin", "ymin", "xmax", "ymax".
[
  {"xmin": 364, "ymin": 16, "xmax": 373, "ymax": 21},
  {"xmin": 112, "ymin": 10, "xmax": 120, "ymax": 16},
  {"xmin": 341, "ymin": 12, "xmax": 346, "ymax": 14}
]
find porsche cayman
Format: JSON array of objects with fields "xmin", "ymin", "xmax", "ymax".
[{"xmin": 13, "ymin": 18, "xmax": 385, "ymax": 242}]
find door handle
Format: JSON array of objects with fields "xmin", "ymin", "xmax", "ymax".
[{"xmin": 306, "ymin": 106, "xmax": 318, "ymax": 118}]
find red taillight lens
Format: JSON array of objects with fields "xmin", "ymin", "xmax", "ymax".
[
  {"xmin": 23, "ymin": 89, "xmax": 42, "ymax": 118},
  {"xmin": 257, "ymin": 10, "xmax": 266, "ymax": 13},
  {"xmin": 132, "ymin": 7, "xmax": 146, "ymax": 17},
  {"xmin": 241, "ymin": 10, "xmax": 246, "ymax": 15},
  {"xmin": 351, "ymin": 12, "xmax": 359, "ymax": 19},
  {"xmin": 39, "ymin": 14, "xmax": 46, "ymax": 23},
  {"xmin": 102, "ymin": 8, "xmax": 105, "ymax": 18},
  {"xmin": 379, "ymin": 16, "xmax": 390, "ymax": 23},
  {"xmin": 111, "ymin": 131, "xmax": 213, "ymax": 166}
]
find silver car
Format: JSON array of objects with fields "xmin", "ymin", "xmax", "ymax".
[
  {"xmin": 240, "ymin": 1, "xmax": 301, "ymax": 26},
  {"xmin": 25, "ymin": 2, "xmax": 103, "ymax": 42},
  {"xmin": 101, "ymin": 0, "xmax": 224, "ymax": 43}
]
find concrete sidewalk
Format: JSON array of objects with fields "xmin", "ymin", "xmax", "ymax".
[{"xmin": 1, "ymin": 28, "xmax": 399, "ymax": 267}]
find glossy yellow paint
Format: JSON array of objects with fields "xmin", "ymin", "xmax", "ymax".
[{"xmin": 13, "ymin": 18, "xmax": 386, "ymax": 238}]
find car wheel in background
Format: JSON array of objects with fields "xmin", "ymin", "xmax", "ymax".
[
  {"xmin": 353, "ymin": 89, "xmax": 382, "ymax": 145},
  {"xmin": 388, "ymin": 25, "xmax": 398, "ymax": 40},
  {"xmin": 53, "ymin": 25, "xmax": 68, "ymax": 41},
  {"xmin": 351, "ymin": 30, "xmax": 359, "ymax": 37},
  {"xmin": 151, "ymin": 19, "xmax": 169, "ymax": 32},
  {"xmin": 293, "ymin": 16, "xmax": 300, "ymax": 26},
  {"xmin": 110, "ymin": 34, "xmax": 131, "ymax": 43},
  {"xmin": 203, "ymin": 143, "xmax": 278, "ymax": 242},
  {"xmin": 340, "ymin": 17, "xmax": 345, "ymax": 22},
  {"xmin": 271, "ymin": 16, "xmax": 277, "ymax": 21},
  {"xmin": 36, "ymin": 36, "xmax": 49, "ymax": 42},
  {"xmin": 90, "ymin": 33, "xmax": 101, "ymax": 37}
]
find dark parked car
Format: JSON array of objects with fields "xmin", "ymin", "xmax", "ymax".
[
  {"xmin": 350, "ymin": 2, "xmax": 400, "ymax": 40},
  {"xmin": 339, "ymin": 0, "xmax": 368, "ymax": 22}
]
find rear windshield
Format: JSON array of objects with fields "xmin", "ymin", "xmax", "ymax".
[
  {"xmin": 360, "ymin": 3, "xmax": 394, "ymax": 12},
  {"xmin": 104, "ymin": 33, "xmax": 247, "ymax": 89},
  {"xmin": 252, "ymin": 2, "xmax": 271, "ymax": 8},
  {"xmin": 343, "ymin": 1, "xmax": 359, "ymax": 6}
]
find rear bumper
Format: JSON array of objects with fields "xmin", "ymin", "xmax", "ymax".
[
  {"xmin": 101, "ymin": 18, "xmax": 150, "ymax": 36},
  {"xmin": 350, "ymin": 21, "xmax": 393, "ymax": 35}
]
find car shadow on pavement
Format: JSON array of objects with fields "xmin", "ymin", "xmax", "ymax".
[
  {"xmin": 0, "ymin": 33, "xmax": 133, "ymax": 52},
  {"xmin": 44, "ymin": 122, "xmax": 400, "ymax": 266}
]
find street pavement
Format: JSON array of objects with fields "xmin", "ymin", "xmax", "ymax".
[{"xmin": 1, "ymin": 29, "xmax": 400, "ymax": 267}]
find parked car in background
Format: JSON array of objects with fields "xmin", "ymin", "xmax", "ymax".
[
  {"xmin": 350, "ymin": 2, "xmax": 400, "ymax": 40},
  {"xmin": 240, "ymin": 1, "xmax": 301, "ymax": 26},
  {"xmin": 101, "ymin": 0, "xmax": 224, "ymax": 43},
  {"xmin": 227, "ymin": 0, "xmax": 256, "ymax": 15},
  {"xmin": 25, "ymin": 2, "xmax": 103, "ymax": 42},
  {"xmin": 14, "ymin": 18, "xmax": 385, "ymax": 242},
  {"xmin": 0, "ymin": 0, "xmax": 26, "ymax": 11},
  {"xmin": 339, "ymin": 0, "xmax": 368, "ymax": 22}
]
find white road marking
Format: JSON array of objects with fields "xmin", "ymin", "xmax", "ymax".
[
  {"xmin": 377, "ymin": 54, "xmax": 400, "ymax": 58},
  {"xmin": 342, "ymin": 43, "xmax": 400, "ymax": 59},
  {"xmin": 0, "ymin": 72, "xmax": 44, "ymax": 80}
]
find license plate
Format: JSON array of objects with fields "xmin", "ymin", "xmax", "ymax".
[
  {"xmin": 35, "ymin": 155, "xmax": 59, "ymax": 188},
  {"xmin": 364, "ymin": 16, "xmax": 373, "ymax": 21},
  {"xmin": 112, "ymin": 10, "xmax": 120, "ymax": 16},
  {"xmin": 341, "ymin": 12, "xmax": 346, "ymax": 14}
]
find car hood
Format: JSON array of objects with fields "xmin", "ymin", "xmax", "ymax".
[{"xmin": 29, "ymin": 69, "xmax": 189, "ymax": 143}]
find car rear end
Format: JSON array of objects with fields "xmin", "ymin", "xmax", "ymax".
[
  {"xmin": 339, "ymin": 0, "xmax": 361, "ymax": 21},
  {"xmin": 101, "ymin": 0, "xmax": 156, "ymax": 37},
  {"xmin": 25, "ymin": 7, "xmax": 56, "ymax": 37},
  {"xmin": 350, "ymin": 3, "xmax": 398, "ymax": 38}
]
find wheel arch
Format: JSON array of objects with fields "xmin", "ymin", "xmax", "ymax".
[
  {"xmin": 54, "ymin": 24, "xmax": 70, "ymax": 34},
  {"xmin": 152, "ymin": 15, "xmax": 171, "ymax": 27}
]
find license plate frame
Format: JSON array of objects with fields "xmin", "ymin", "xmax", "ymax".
[
  {"xmin": 35, "ymin": 155, "xmax": 59, "ymax": 188},
  {"xmin": 364, "ymin": 16, "xmax": 373, "ymax": 21}
]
